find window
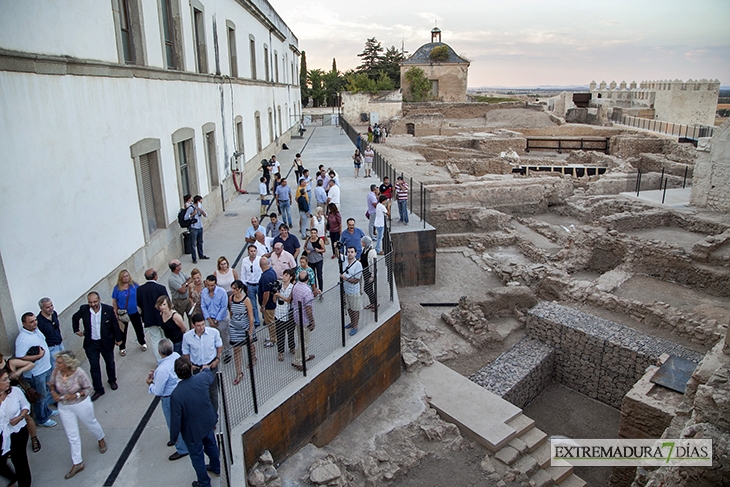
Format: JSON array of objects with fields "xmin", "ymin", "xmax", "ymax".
[
  {"xmin": 203, "ymin": 123, "xmax": 219, "ymax": 188},
  {"xmin": 226, "ymin": 21, "xmax": 237, "ymax": 77},
  {"xmin": 430, "ymin": 80, "xmax": 439, "ymax": 98},
  {"xmin": 131, "ymin": 139, "xmax": 166, "ymax": 240},
  {"xmin": 249, "ymin": 35, "xmax": 257, "ymax": 79},
  {"xmin": 160, "ymin": 0, "xmax": 183, "ymax": 70},
  {"xmin": 172, "ymin": 128, "xmax": 199, "ymax": 200},
  {"xmin": 277, "ymin": 106, "xmax": 282, "ymax": 136},
  {"xmin": 254, "ymin": 112, "xmax": 262, "ymax": 153},
  {"xmin": 264, "ymin": 45, "xmax": 270, "ymax": 82},
  {"xmin": 274, "ymin": 51, "xmax": 279, "ymax": 83},
  {"xmin": 235, "ymin": 116, "xmax": 244, "ymax": 153},
  {"xmin": 112, "ymin": 0, "xmax": 146, "ymax": 65},
  {"xmin": 268, "ymin": 108, "xmax": 274, "ymax": 142},
  {"xmin": 190, "ymin": 1, "xmax": 207, "ymax": 73}
]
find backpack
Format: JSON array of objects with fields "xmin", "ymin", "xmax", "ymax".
[{"xmin": 178, "ymin": 207, "xmax": 196, "ymax": 228}]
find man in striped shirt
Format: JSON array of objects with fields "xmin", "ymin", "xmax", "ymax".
[{"xmin": 395, "ymin": 176, "xmax": 409, "ymax": 225}]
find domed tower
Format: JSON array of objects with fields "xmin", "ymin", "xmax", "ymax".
[{"xmin": 400, "ymin": 27, "xmax": 470, "ymax": 102}]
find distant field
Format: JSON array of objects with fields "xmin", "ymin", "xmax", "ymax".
[{"xmin": 471, "ymin": 95, "xmax": 521, "ymax": 104}]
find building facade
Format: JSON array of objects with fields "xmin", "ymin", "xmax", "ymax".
[{"xmin": 0, "ymin": 0, "xmax": 301, "ymax": 351}]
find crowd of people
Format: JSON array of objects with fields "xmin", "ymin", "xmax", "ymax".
[{"xmin": 1, "ymin": 131, "xmax": 409, "ymax": 486}]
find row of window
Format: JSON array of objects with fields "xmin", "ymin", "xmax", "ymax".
[{"xmin": 113, "ymin": 0, "xmax": 298, "ymax": 83}]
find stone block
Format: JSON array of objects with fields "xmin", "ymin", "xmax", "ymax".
[
  {"xmin": 506, "ymin": 414, "xmax": 535, "ymax": 437},
  {"xmin": 529, "ymin": 468, "xmax": 555, "ymax": 487},
  {"xmin": 547, "ymin": 465, "xmax": 573, "ymax": 483},
  {"xmin": 508, "ymin": 437, "xmax": 528, "ymax": 455},
  {"xmin": 558, "ymin": 474, "xmax": 587, "ymax": 487},
  {"xmin": 520, "ymin": 427, "xmax": 548, "ymax": 453},
  {"xmin": 532, "ymin": 442, "xmax": 551, "ymax": 468},
  {"xmin": 513, "ymin": 454, "xmax": 539, "ymax": 476},
  {"xmin": 494, "ymin": 446, "xmax": 520, "ymax": 466}
]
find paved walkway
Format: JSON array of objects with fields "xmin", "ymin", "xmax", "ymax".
[{"xmin": 26, "ymin": 123, "xmax": 404, "ymax": 486}]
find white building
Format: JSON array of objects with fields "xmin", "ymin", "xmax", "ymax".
[{"xmin": 0, "ymin": 0, "xmax": 301, "ymax": 351}]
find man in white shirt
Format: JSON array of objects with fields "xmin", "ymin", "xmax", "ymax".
[
  {"xmin": 270, "ymin": 243, "xmax": 297, "ymax": 279},
  {"xmin": 258, "ymin": 177, "xmax": 269, "ymax": 219},
  {"xmin": 326, "ymin": 179, "xmax": 341, "ymax": 211},
  {"xmin": 240, "ymin": 244, "xmax": 263, "ymax": 328},
  {"xmin": 245, "ymin": 217, "xmax": 263, "ymax": 244},
  {"xmin": 182, "ymin": 313, "xmax": 222, "ymax": 411},
  {"xmin": 341, "ymin": 247, "xmax": 363, "ymax": 336},
  {"xmin": 15, "ymin": 312, "xmax": 57, "ymax": 427},
  {"xmin": 253, "ymin": 231, "xmax": 273, "ymax": 258}
]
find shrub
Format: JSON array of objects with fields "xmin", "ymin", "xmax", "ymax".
[{"xmin": 429, "ymin": 45, "xmax": 449, "ymax": 62}]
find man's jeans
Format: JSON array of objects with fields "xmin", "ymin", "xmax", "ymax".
[
  {"xmin": 190, "ymin": 226, "xmax": 204, "ymax": 261},
  {"xmin": 375, "ymin": 226, "xmax": 384, "ymax": 253},
  {"xmin": 48, "ymin": 343, "xmax": 65, "ymax": 375},
  {"xmin": 398, "ymin": 199, "xmax": 409, "ymax": 223},
  {"xmin": 160, "ymin": 396, "xmax": 188, "ymax": 455},
  {"xmin": 29, "ymin": 369, "xmax": 53, "ymax": 424},
  {"xmin": 184, "ymin": 428, "xmax": 220, "ymax": 487},
  {"xmin": 279, "ymin": 200, "xmax": 292, "ymax": 226},
  {"xmin": 247, "ymin": 284, "xmax": 260, "ymax": 327}
]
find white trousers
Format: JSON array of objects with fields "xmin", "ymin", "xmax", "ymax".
[
  {"xmin": 58, "ymin": 397, "xmax": 105, "ymax": 464},
  {"xmin": 147, "ymin": 326, "xmax": 165, "ymax": 360}
]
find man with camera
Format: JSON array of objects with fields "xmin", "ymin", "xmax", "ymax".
[
  {"xmin": 258, "ymin": 257, "xmax": 278, "ymax": 348},
  {"xmin": 340, "ymin": 247, "xmax": 363, "ymax": 336}
]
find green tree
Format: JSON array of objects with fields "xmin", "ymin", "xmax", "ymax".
[
  {"xmin": 356, "ymin": 37, "xmax": 384, "ymax": 80},
  {"xmin": 323, "ymin": 67, "xmax": 345, "ymax": 107},
  {"xmin": 404, "ymin": 67, "xmax": 431, "ymax": 102},
  {"xmin": 308, "ymin": 68, "xmax": 326, "ymax": 107},
  {"xmin": 346, "ymin": 72, "xmax": 377, "ymax": 94},
  {"xmin": 332, "ymin": 58, "xmax": 337, "ymax": 73},
  {"xmin": 374, "ymin": 71, "xmax": 394, "ymax": 91},
  {"xmin": 300, "ymin": 51, "xmax": 310, "ymax": 107},
  {"xmin": 379, "ymin": 46, "xmax": 405, "ymax": 88}
]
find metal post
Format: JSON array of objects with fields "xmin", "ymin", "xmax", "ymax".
[
  {"xmin": 338, "ymin": 253, "xmax": 346, "ymax": 347},
  {"xmin": 373, "ymin": 255, "xmax": 379, "ymax": 323},
  {"xmin": 217, "ymin": 371, "xmax": 234, "ymax": 450},
  {"xmin": 659, "ymin": 168, "xmax": 665, "ymax": 190},
  {"xmin": 636, "ymin": 169, "xmax": 642, "ymax": 197},
  {"xmin": 683, "ymin": 166, "xmax": 688, "ymax": 189},
  {"xmin": 246, "ymin": 334, "xmax": 259, "ymax": 414},
  {"xmin": 661, "ymin": 178, "xmax": 668, "ymax": 204},
  {"xmin": 297, "ymin": 301, "xmax": 307, "ymax": 376}
]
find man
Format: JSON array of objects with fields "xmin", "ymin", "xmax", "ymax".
[
  {"xmin": 258, "ymin": 257, "xmax": 278, "ymax": 348},
  {"xmin": 355, "ymin": 133, "xmax": 362, "ymax": 152},
  {"xmin": 147, "ymin": 339, "xmax": 188, "ymax": 461},
  {"xmin": 253, "ymin": 231, "xmax": 273, "ymax": 258},
  {"xmin": 326, "ymin": 178, "xmax": 340, "ymax": 211},
  {"xmin": 168, "ymin": 259, "xmax": 192, "ymax": 321},
  {"xmin": 341, "ymin": 247, "xmax": 363, "ymax": 335},
  {"xmin": 273, "ymin": 224, "xmax": 300, "ymax": 260},
  {"xmin": 201, "ymin": 275, "xmax": 229, "ymax": 348},
  {"xmin": 270, "ymin": 242, "xmax": 296, "ymax": 279},
  {"xmin": 339, "ymin": 218, "xmax": 366, "ymax": 258},
  {"xmin": 137, "ymin": 268, "xmax": 168, "ymax": 359},
  {"xmin": 258, "ymin": 177, "xmax": 269, "ymax": 219},
  {"xmin": 186, "ymin": 194, "xmax": 209, "ymax": 264},
  {"xmin": 395, "ymin": 176, "xmax": 409, "ymax": 224},
  {"xmin": 363, "ymin": 145, "xmax": 374, "ymax": 178},
  {"xmin": 274, "ymin": 178, "xmax": 293, "ymax": 227},
  {"xmin": 379, "ymin": 176, "xmax": 394, "ymax": 204},
  {"xmin": 245, "ymin": 216, "xmax": 263, "ymax": 244},
  {"xmin": 291, "ymin": 271, "xmax": 315, "ymax": 371},
  {"xmin": 181, "ymin": 314, "xmax": 222, "ymax": 412},
  {"xmin": 169, "ymin": 356, "xmax": 220, "ymax": 487},
  {"xmin": 314, "ymin": 179, "xmax": 327, "ymax": 212},
  {"xmin": 295, "ymin": 178, "xmax": 310, "ymax": 239},
  {"xmin": 301, "ymin": 168, "xmax": 313, "ymax": 208},
  {"xmin": 270, "ymin": 154, "xmax": 280, "ymax": 181},
  {"xmin": 239, "ymin": 244, "xmax": 262, "ymax": 328},
  {"xmin": 15, "ymin": 312, "xmax": 57, "ymax": 427},
  {"xmin": 360, "ymin": 236, "xmax": 378, "ymax": 310},
  {"xmin": 366, "ymin": 184, "xmax": 379, "ymax": 238},
  {"xmin": 265, "ymin": 213, "xmax": 280, "ymax": 239},
  {"xmin": 36, "ymin": 297, "xmax": 64, "ymax": 373},
  {"xmin": 71, "ymin": 292, "xmax": 123, "ymax": 401}
]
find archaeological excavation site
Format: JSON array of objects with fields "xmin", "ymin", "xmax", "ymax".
[{"xmin": 263, "ymin": 101, "xmax": 730, "ymax": 487}]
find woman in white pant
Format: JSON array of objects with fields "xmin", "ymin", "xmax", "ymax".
[{"xmin": 49, "ymin": 351, "xmax": 107, "ymax": 479}]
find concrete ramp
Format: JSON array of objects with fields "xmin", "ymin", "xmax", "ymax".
[{"xmin": 418, "ymin": 361, "xmax": 522, "ymax": 451}]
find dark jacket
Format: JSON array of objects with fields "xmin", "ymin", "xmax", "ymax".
[
  {"xmin": 136, "ymin": 280, "xmax": 169, "ymax": 328},
  {"xmin": 71, "ymin": 304, "xmax": 122, "ymax": 351},
  {"xmin": 169, "ymin": 369, "xmax": 218, "ymax": 443}
]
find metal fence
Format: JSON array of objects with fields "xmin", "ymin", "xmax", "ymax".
[
  {"xmin": 611, "ymin": 113, "xmax": 715, "ymax": 139},
  {"xmin": 627, "ymin": 167, "xmax": 692, "ymax": 203},
  {"xmin": 340, "ymin": 117, "xmax": 430, "ymax": 229}
]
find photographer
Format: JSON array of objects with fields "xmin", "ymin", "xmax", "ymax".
[
  {"xmin": 274, "ymin": 269, "xmax": 295, "ymax": 362},
  {"xmin": 259, "ymin": 158, "xmax": 273, "ymax": 195},
  {"xmin": 291, "ymin": 271, "xmax": 315, "ymax": 371}
]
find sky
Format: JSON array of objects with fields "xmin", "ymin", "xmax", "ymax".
[{"xmin": 268, "ymin": 0, "xmax": 730, "ymax": 88}]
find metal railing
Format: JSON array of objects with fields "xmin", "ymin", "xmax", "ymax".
[
  {"xmin": 219, "ymin": 236, "xmax": 396, "ymax": 431},
  {"xmin": 340, "ymin": 117, "xmax": 430, "ymax": 229},
  {"xmin": 611, "ymin": 113, "xmax": 715, "ymax": 140},
  {"xmin": 628, "ymin": 167, "xmax": 692, "ymax": 203}
]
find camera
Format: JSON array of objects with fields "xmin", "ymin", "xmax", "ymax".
[
  {"xmin": 261, "ymin": 159, "xmax": 273, "ymax": 168},
  {"xmin": 269, "ymin": 280, "xmax": 282, "ymax": 293},
  {"xmin": 334, "ymin": 241, "xmax": 343, "ymax": 249}
]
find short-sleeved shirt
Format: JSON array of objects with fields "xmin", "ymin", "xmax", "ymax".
[
  {"xmin": 258, "ymin": 268, "xmax": 278, "ymax": 309},
  {"xmin": 340, "ymin": 227, "xmax": 366, "ymax": 258},
  {"xmin": 327, "ymin": 185, "xmax": 340, "ymax": 205},
  {"xmin": 295, "ymin": 266, "xmax": 316, "ymax": 287},
  {"xmin": 275, "ymin": 184, "xmax": 291, "ymax": 202},
  {"xmin": 265, "ymin": 222, "xmax": 280, "ymax": 239},
  {"xmin": 36, "ymin": 311, "xmax": 63, "ymax": 347},
  {"xmin": 15, "ymin": 328, "xmax": 52, "ymax": 378},
  {"xmin": 374, "ymin": 203, "xmax": 387, "ymax": 227},
  {"xmin": 314, "ymin": 186, "xmax": 327, "ymax": 204},
  {"xmin": 148, "ymin": 352, "xmax": 181, "ymax": 397},
  {"xmin": 182, "ymin": 327, "xmax": 222, "ymax": 366},
  {"xmin": 273, "ymin": 234, "xmax": 300, "ymax": 256},
  {"xmin": 396, "ymin": 181, "xmax": 409, "ymax": 200},
  {"xmin": 240, "ymin": 255, "xmax": 262, "ymax": 285},
  {"xmin": 367, "ymin": 191, "xmax": 378, "ymax": 213},
  {"xmin": 246, "ymin": 225, "xmax": 263, "ymax": 241},
  {"xmin": 342, "ymin": 259, "xmax": 363, "ymax": 296},
  {"xmin": 291, "ymin": 282, "xmax": 314, "ymax": 326},
  {"xmin": 379, "ymin": 183, "xmax": 393, "ymax": 199},
  {"xmin": 271, "ymin": 250, "xmax": 297, "ymax": 279},
  {"xmin": 168, "ymin": 272, "xmax": 189, "ymax": 300}
]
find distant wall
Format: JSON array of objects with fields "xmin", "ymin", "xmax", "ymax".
[
  {"xmin": 341, "ymin": 91, "xmax": 402, "ymax": 125},
  {"xmin": 400, "ymin": 64, "xmax": 468, "ymax": 102},
  {"xmin": 691, "ymin": 120, "xmax": 730, "ymax": 212}
]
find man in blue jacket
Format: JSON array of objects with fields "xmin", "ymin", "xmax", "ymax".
[{"xmin": 169, "ymin": 356, "xmax": 220, "ymax": 487}]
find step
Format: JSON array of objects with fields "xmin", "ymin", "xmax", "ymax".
[
  {"xmin": 556, "ymin": 473, "xmax": 587, "ymax": 487},
  {"xmin": 532, "ymin": 442, "xmax": 551, "ymax": 469},
  {"xmin": 506, "ymin": 413, "xmax": 535, "ymax": 437},
  {"xmin": 547, "ymin": 465, "xmax": 573, "ymax": 484},
  {"xmin": 520, "ymin": 427, "xmax": 548, "ymax": 453},
  {"xmin": 529, "ymin": 469, "xmax": 555, "ymax": 487}
]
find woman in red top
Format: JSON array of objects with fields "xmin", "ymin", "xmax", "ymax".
[{"xmin": 326, "ymin": 203, "xmax": 342, "ymax": 259}]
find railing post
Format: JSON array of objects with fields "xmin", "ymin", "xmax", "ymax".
[
  {"xmin": 373, "ymin": 255, "xmax": 379, "ymax": 323},
  {"xmin": 661, "ymin": 178, "xmax": 668, "ymax": 204},
  {"xmin": 683, "ymin": 166, "xmax": 688, "ymax": 189},
  {"xmin": 246, "ymin": 333, "xmax": 259, "ymax": 414},
  {"xmin": 298, "ymin": 301, "xmax": 307, "ymax": 377},
  {"xmin": 217, "ymin": 370, "xmax": 233, "ymax": 459},
  {"xmin": 338, "ymin": 253, "xmax": 346, "ymax": 347}
]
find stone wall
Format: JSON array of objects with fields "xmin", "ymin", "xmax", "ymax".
[
  {"xmin": 401, "ymin": 101, "xmax": 530, "ymax": 119},
  {"xmin": 341, "ymin": 90, "xmax": 402, "ymax": 125},
  {"xmin": 470, "ymin": 337, "xmax": 554, "ymax": 408},
  {"xmin": 691, "ymin": 119, "xmax": 730, "ymax": 212},
  {"xmin": 526, "ymin": 301, "xmax": 703, "ymax": 408},
  {"xmin": 400, "ymin": 64, "xmax": 469, "ymax": 103}
]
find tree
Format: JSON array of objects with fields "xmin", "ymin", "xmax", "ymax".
[
  {"xmin": 356, "ymin": 37, "xmax": 384, "ymax": 80},
  {"xmin": 308, "ymin": 68, "xmax": 326, "ymax": 107},
  {"xmin": 332, "ymin": 58, "xmax": 337, "ymax": 73},
  {"xmin": 379, "ymin": 46, "xmax": 405, "ymax": 88},
  {"xmin": 300, "ymin": 51, "xmax": 310, "ymax": 107},
  {"xmin": 323, "ymin": 67, "xmax": 345, "ymax": 107},
  {"xmin": 404, "ymin": 67, "xmax": 431, "ymax": 102},
  {"xmin": 374, "ymin": 71, "xmax": 394, "ymax": 91},
  {"xmin": 346, "ymin": 72, "xmax": 377, "ymax": 94}
]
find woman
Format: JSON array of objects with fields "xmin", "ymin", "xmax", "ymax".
[
  {"xmin": 327, "ymin": 203, "xmax": 342, "ymax": 260},
  {"xmin": 305, "ymin": 228, "xmax": 326, "ymax": 292},
  {"xmin": 309, "ymin": 207, "xmax": 327, "ymax": 243},
  {"xmin": 214, "ymin": 256, "xmax": 239, "ymax": 294},
  {"xmin": 112, "ymin": 269, "xmax": 146, "ymax": 355},
  {"xmin": 156, "ymin": 296, "xmax": 187, "ymax": 355},
  {"xmin": 363, "ymin": 145, "xmax": 374, "ymax": 178},
  {"xmin": 0, "ymin": 354, "xmax": 40, "ymax": 453},
  {"xmin": 228, "ymin": 280, "xmax": 256, "ymax": 383},
  {"xmin": 187, "ymin": 268, "xmax": 204, "ymax": 315},
  {"xmin": 49, "ymin": 351, "xmax": 106, "ymax": 480},
  {"xmin": 292, "ymin": 153, "xmax": 304, "ymax": 181},
  {"xmin": 374, "ymin": 194, "xmax": 389, "ymax": 254},
  {"xmin": 0, "ymin": 368, "xmax": 32, "ymax": 487},
  {"xmin": 352, "ymin": 149, "xmax": 363, "ymax": 178},
  {"xmin": 296, "ymin": 256, "xmax": 320, "ymax": 297},
  {"xmin": 274, "ymin": 269, "xmax": 295, "ymax": 362}
]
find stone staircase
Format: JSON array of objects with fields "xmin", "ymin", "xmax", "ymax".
[{"xmin": 419, "ymin": 361, "xmax": 586, "ymax": 487}]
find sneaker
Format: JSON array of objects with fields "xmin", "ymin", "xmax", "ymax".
[
  {"xmin": 349, "ymin": 328, "xmax": 358, "ymax": 336},
  {"xmin": 50, "ymin": 410, "xmax": 60, "ymax": 417},
  {"xmin": 345, "ymin": 323, "xmax": 353, "ymax": 329},
  {"xmin": 264, "ymin": 340, "xmax": 275, "ymax": 348},
  {"xmin": 39, "ymin": 419, "xmax": 57, "ymax": 428},
  {"xmin": 120, "ymin": 349, "xmax": 126, "ymax": 356},
  {"xmin": 200, "ymin": 255, "xmax": 210, "ymax": 260},
  {"xmin": 141, "ymin": 344, "xmax": 148, "ymax": 351}
]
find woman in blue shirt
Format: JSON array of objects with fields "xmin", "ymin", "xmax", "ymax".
[{"xmin": 112, "ymin": 270, "xmax": 146, "ymax": 356}]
